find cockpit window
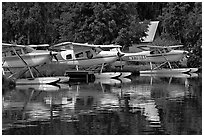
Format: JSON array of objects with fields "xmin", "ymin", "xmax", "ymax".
[
  {"xmin": 23, "ymin": 47, "xmax": 29, "ymax": 54},
  {"xmin": 150, "ymin": 50, "xmax": 160, "ymax": 54},
  {"xmin": 10, "ymin": 50, "xmax": 16, "ymax": 56},
  {"xmin": 16, "ymin": 49, "xmax": 22, "ymax": 55},
  {"xmin": 150, "ymin": 48, "xmax": 172, "ymax": 55},
  {"xmin": 23, "ymin": 47, "xmax": 34, "ymax": 54},
  {"xmin": 66, "ymin": 54, "xmax": 72, "ymax": 59},
  {"xmin": 164, "ymin": 48, "xmax": 171, "ymax": 53},
  {"xmin": 75, "ymin": 52, "xmax": 84, "ymax": 58},
  {"xmin": 92, "ymin": 48, "xmax": 100, "ymax": 54},
  {"xmin": 86, "ymin": 51, "xmax": 93, "ymax": 59}
]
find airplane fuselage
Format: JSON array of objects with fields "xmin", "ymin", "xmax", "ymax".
[
  {"xmin": 121, "ymin": 50, "xmax": 185, "ymax": 63},
  {"xmin": 54, "ymin": 49, "xmax": 118, "ymax": 67}
]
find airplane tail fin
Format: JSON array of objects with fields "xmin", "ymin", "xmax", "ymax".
[{"xmin": 142, "ymin": 21, "xmax": 159, "ymax": 43}]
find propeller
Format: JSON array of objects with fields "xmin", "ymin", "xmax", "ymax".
[
  {"xmin": 49, "ymin": 51, "xmax": 59, "ymax": 62},
  {"xmin": 179, "ymin": 50, "xmax": 189, "ymax": 67},
  {"xmin": 116, "ymin": 48, "xmax": 125, "ymax": 70},
  {"xmin": 183, "ymin": 50, "xmax": 189, "ymax": 58},
  {"xmin": 47, "ymin": 44, "xmax": 61, "ymax": 62},
  {"xmin": 53, "ymin": 54, "xmax": 59, "ymax": 61}
]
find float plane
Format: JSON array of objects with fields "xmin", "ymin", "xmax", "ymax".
[
  {"xmin": 2, "ymin": 42, "xmax": 69, "ymax": 84},
  {"xmin": 112, "ymin": 45, "xmax": 198, "ymax": 74},
  {"xmin": 50, "ymin": 42, "xmax": 130, "ymax": 78},
  {"xmin": 109, "ymin": 20, "xmax": 197, "ymax": 74}
]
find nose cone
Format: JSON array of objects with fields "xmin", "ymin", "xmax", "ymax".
[
  {"xmin": 183, "ymin": 50, "xmax": 189, "ymax": 58},
  {"xmin": 51, "ymin": 51, "xmax": 59, "ymax": 55},
  {"xmin": 117, "ymin": 52, "xmax": 125, "ymax": 58},
  {"xmin": 49, "ymin": 51, "xmax": 59, "ymax": 62},
  {"xmin": 183, "ymin": 50, "xmax": 189, "ymax": 54}
]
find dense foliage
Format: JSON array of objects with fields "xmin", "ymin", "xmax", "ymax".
[
  {"xmin": 158, "ymin": 2, "xmax": 202, "ymax": 68},
  {"xmin": 2, "ymin": 2, "xmax": 202, "ymax": 67},
  {"xmin": 2, "ymin": 2, "xmax": 149, "ymax": 48}
]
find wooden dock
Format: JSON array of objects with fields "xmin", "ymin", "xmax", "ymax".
[{"xmin": 64, "ymin": 70, "xmax": 95, "ymax": 83}]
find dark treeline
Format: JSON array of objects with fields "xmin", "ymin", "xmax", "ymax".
[{"xmin": 2, "ymin": 2, "xmax": 202, "ymax": 67}]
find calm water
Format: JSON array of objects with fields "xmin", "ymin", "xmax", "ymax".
[{"xmin": 2, "ymin": 74, "xmax": 202, "ymax": 135}]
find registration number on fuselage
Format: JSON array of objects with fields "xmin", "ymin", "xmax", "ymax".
[{"xmin": 129, "ymin": 55, "xmax": 147, "ymax": 60}]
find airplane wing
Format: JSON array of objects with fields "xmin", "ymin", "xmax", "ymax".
[
  {"xmin": 135, "ymin": 44, "xmax": 184, "ymax": 51},
  {"xmin": 95, "ymin": 44, "xmax": 122, "ymax": 51},
  {"xmin": 2, "ymin": 43, "xmax": 25, "ymax": 48},
  {"xmin": 52, "ymin": 42, "xmax": 122, "ymax": 53},
  {"xmin": 29, "ymin": 44, "xmax": 50, "ymax": 48},
  {"xmin": 143, "ymin": 45, "xmax": 183, "ymax": 49},
  {"xmin": 51, "ymin": 41, "xmax": 72, "ymax": 48},
  {"xmin": 2, "ymin": 43, "xmax": 26, "ymax": 53},
  {"xmin": 3, "ymin": 43, "xmax": 51, "ymax": 48}
]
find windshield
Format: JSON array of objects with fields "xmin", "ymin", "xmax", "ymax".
[{"xmin": 23, "ymin": 46, "xmax": 34, "ymax": 54}]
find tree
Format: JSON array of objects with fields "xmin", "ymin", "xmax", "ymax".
[
  {"xmin": 2, "ymin": 2, "xmax": 150, "ymax": 49},
  {"xmin": 136, "ymin": 2, "xmax": 166, "ymax": 20},
  {"xmin": 58, "ymin": 2, "xmax": 149, "ymax": 50},
  {"xmin": 2, "ymin": 2, "xmax": 63, "ymax": 44},
  {"xmin": 158, "ymin": 2, "xmax": 202, "ymax": 68}
]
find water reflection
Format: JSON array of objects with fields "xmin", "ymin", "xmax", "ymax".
[{"xmin": 2, "ymin": 74, "xmax": 202, "ymax": 135}]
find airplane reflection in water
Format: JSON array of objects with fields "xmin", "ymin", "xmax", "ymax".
[
  {"xmin": 111, "ymin": 75, "xmax": 191, "ymax": 125},
  {"xmin": 2, "ymin": 75, "xmax": 194, "ymax": 132}
]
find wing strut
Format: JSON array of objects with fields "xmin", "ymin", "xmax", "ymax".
[
  {"xmin": 12, "ymin": 47, "xmax": 35, "ymax": 78},
  {"xmin": 157, "ymin": 49, "xmax": 172, "ymax": 69},
  {"xmin": 100, "ymin": 63, "xmax": 104, "ymax": 73}
]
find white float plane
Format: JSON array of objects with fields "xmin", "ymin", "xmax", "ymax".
[
  {"xmin": 108, "ymin": 20, "xmax": 197, "ymax": 74},
  {"xmin": 112, "ymin": 45, "xmax": 198, "ymax": 74},
  {"xmin": 51, "ymin": 42, "xmax": 123, "ymax": 69},
  {"xmin": 2, "ymin": 42, "xmax": 68, "ymax": 84},
  {"xmin": 50, "ymin": 41, "xmax": 128, "ymax": 78}
]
